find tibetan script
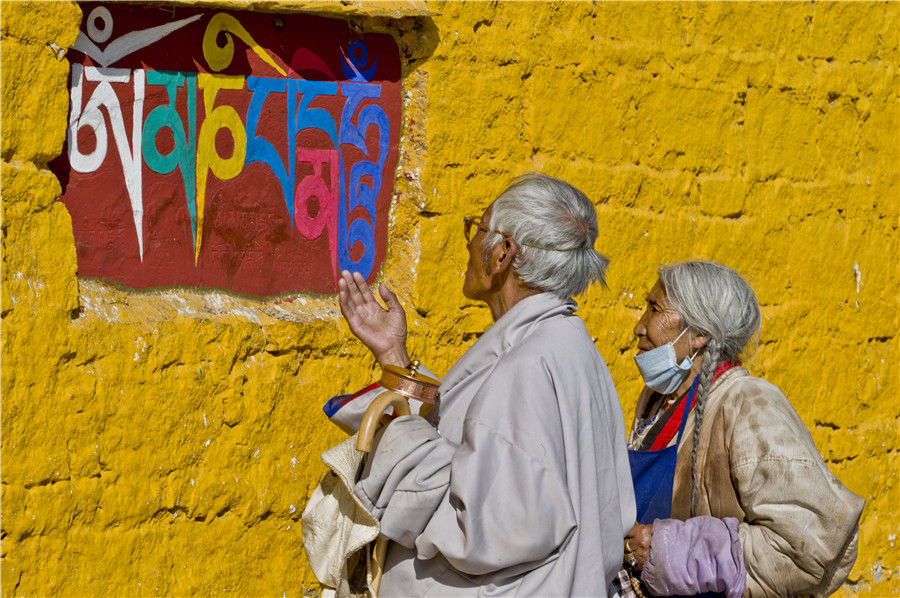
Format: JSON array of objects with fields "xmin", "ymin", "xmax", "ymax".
[{"xmin": 52, "ymin": 4, "xmax": 401, "ymax": 295}]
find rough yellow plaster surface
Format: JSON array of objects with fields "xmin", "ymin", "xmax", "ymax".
[
  {"xmin": 1, "ymin": 1, "xmax": 897, "ymax": 596},
  {"xmin": 183, "ymin": 0, "xmax": 430, "ymax": 18}
]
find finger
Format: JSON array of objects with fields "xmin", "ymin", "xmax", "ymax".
[
  {"xmin": 338, "ymin": 276, "xmax": 349, "ymax": 310},
  {"xmin": 378, "ymin": 283, "xmax": 402, "ymax": 312},
  {"xmin": 338, "ymin": 271, "xmax": 358, "ymax": 313},
  {"xmin": 338, "ymin": 289, "xmax": 359, "ymax": 324},
  {"xmin": 342, "ymin": 270, "xmax": 368, "ymax": 310},
  {"xmin": 351, "ymin": 271, "xmax": 379, "ymax": 306},
  {"xmin": 340, "ymin": 270, "xmax": 356, "ymax": 296},
  {"xmin": 625, "ymin": 552, "xmax": 639, "ymax": 571}
]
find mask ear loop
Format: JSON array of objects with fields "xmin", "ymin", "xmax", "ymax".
[
  {"xmin": 674, "ymin": 327, "xmax": 699, "ymax": 363},
  {"xmin": 689, "ymin": 330, "xmax": 700, "ymax": 362}
]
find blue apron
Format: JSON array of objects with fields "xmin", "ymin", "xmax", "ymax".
[
  {"xmin": 628, "ymin": 377, "xmax": 723, "ymax": 598},
  {"xmin": 628, "ymin": 376, "xmax": 699, "ymax": 525}
]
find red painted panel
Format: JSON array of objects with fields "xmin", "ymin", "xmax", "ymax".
[{"xmin": 51, "ymin": 3, "xmax": 402, "ymax": 296}]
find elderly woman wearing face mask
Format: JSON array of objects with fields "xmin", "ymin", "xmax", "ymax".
[{"xmin": 618, "ymin": 261, "xmax": 864, "ymax": 598}]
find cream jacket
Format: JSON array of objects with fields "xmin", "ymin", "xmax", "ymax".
[{"xmin": 667, "ymin": 367, "xmax": 865, "ymax": 597}]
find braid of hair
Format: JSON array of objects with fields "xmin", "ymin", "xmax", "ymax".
[{"xmin": 690, "ymin": 338, "xmax": 721, "ymax": 517}]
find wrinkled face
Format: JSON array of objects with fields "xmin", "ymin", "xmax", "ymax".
[
  {"xmin": 462, "ymin": 206, "xmax": 494, "ymax": 301},
  {"xmin": 634, "ymin": 280, "xmax": 693, "ymax": 362}
]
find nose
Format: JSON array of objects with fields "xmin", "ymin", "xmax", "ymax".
[
  {"xmin": 634, "ymin": 310, "xmax": 649, "ymax": 338},
  {"xmin": 466, "ymin": 228, "xmax": 478, "ymax": 250}
]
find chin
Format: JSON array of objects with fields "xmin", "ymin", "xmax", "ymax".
[{"xmin": 462, "ymin": 272, "xmax": 474, "ymax": 298}]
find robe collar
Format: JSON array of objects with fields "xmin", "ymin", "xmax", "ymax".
[{"xmin": 439, "ymin": 293, "xmax": 578, "ymax": 395}]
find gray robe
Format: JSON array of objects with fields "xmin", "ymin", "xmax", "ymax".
[{"xmin": 329, "ymin": 293, "xmax": 635, "ymax": 597}]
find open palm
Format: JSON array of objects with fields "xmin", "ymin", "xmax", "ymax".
[{"xmin": 338, "ymin": 270, "xmax": 410, "ymax": 368}]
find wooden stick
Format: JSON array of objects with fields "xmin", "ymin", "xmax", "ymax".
[
  {"xmin": 356, "ymin": 390, "xmax": 411, "ymax": 453},
  {"xmin": 356, "ymin": 390, "xmax": 410, "ymax": 597}
]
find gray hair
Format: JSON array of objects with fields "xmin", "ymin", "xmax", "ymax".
[
  {"xmin": 658, "ymin": 260, "xmax": 762, "ymax": 516},
  {"xmin": 482, "ymin": 173, "xmax": 609, "ymax": 299}
]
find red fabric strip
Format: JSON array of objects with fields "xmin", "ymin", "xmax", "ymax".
[{"xmin": 647, "ymin": 361, "xmax": 741, "ymax": 451}]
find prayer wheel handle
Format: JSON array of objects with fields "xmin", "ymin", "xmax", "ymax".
[
  {"xmin": 356, "ymin": 390, "xmax": 411, "ymax": 453},
  {"xmin": 355, "ymin": 390, "xmax": 410, "ymax": 598},
  {"xmin": 356, "ymin": 361, "xmax": 436, "ymax": 598}
]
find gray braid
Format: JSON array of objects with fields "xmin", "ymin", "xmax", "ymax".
[
  {"xmin": 658, "ymin": 260, "xmax": 762, "ymax": 517},
  {"xmin": 690, "ymin": 338, "xmax": 721, "ymax": 516}
]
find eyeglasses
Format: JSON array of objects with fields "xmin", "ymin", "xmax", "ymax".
[
  {"xmin": 463, "ymin": 216, "xmax": 509, "ymax": 242},
  {"xmin": 462, "ymin": 215, "xmax": 593, "ymax": 252}
]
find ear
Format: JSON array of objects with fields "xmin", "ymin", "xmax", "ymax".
[
  {"xmin": 691, "ymin": 331, "xmax": 711, "ymax": 352},
  {"xmin": 490, "ymin": 235, "xmax": 518, "ymax": 274}
]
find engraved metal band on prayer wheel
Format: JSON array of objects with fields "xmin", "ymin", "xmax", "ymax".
[{"xmin": 378, "ymin": 363, "xmax": 440, "ymax": 404}]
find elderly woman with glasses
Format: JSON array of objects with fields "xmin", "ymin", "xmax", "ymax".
[
  {"xmin": 319, "ymin": 173, "xmax": 636, "ymax": 596},
  {"xmin": 618, "ymin": 261, "xmax": 864, "ymax": 598}
]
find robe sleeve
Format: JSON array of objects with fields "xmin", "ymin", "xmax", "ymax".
[
  {"xmin": 641, "ymin": 516, "xmax": 745, "ymax": 598},
  {"xmin": 353, "ymin": 350, "xmax": 578, "ymax": 578}
]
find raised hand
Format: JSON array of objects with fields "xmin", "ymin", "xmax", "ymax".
[{"xmin": 338, "ymin": 270, "xmax": 410, "ymax": 368}]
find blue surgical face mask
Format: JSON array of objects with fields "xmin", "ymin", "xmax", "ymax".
[{"xmin": 634, "ymin": 328, "xmax": 698, "ymax": 395}]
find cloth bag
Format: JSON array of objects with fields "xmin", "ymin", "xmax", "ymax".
[{"xmin": 301, "ymin": 433, "xmax": 380, "ymax": 598}]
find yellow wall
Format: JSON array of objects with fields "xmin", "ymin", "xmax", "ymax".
[{"xmin": 1, "ymin": 1, "xmax": 897, "ymax": 595}]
